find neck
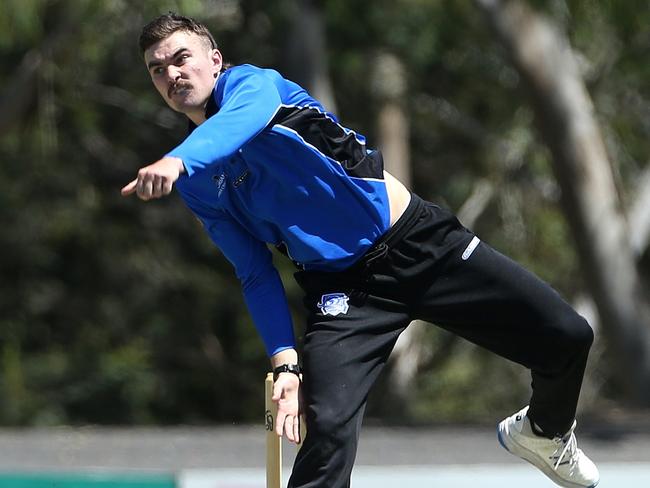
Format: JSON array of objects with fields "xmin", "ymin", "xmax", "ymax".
[
  {"xmin": 186, "ymin": 74, "xmax": 219, "ymax": 126},
  {"xmin": 187, "ymin": 108, "xmax": 207, "ymax": 126}
]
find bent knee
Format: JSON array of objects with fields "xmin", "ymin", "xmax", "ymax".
[{"xmin": 556, "ymin": 310, "xmax": 594, "ymax": 354}]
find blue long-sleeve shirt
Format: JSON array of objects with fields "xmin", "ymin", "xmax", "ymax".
[{"xmin": 169, "ymin": 64, "xmax": 391, "ymax": 356}]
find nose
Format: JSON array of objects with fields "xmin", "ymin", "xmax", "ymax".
[
  {"xmin": 166, "ymin": 64, "xmax": 182, "ymax": 82},
  {"xmin": 165, "ymin": 64, "xmax": 181, "ymax": 83},
  {"xmin": 165, "ymin": 66, "xmax": 181, "ymax": 98}
]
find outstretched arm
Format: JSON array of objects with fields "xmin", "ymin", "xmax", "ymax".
[
  {"xmin": 167, "ymin": 68, "xmax": 283, "ymax": 175},
  {"xmin": 121, "ymin": 69, "xmax": 282, "ymax": 200}
]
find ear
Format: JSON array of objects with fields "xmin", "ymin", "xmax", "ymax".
[{"xmin": 211, "ymin": 49, "xmax": 223, "ymax": 77}]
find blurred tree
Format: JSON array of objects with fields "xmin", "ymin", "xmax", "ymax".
[
  {"xmin": 370, "ymin": 49, "xmax": 433, "ymax": 410},
  {"xmin": 0, "ymin": 0, "xmax": 273, "ymax": 425},
  {"xmin": 476, "ymin": 0, "xmax": 650, "ymax": 405},
  {"xmin": 282, "ymin": 0, "xmax": 337, "ymax": 112},
  {"xmin": 1, "ymin": 0, "xmax": 649, "ymax": 426}
]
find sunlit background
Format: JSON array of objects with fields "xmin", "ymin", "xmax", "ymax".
[{"xmin": 1, "ymin": 0, "xmax": 649, "ymax": 486}]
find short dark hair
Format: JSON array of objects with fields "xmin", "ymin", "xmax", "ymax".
[{"xmin": 139, "ymin": 13, "xmax": 217, "ymax": 54}]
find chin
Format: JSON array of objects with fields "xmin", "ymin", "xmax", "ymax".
[{"xmin": 167, "ymin": 98, "xmax": 193, "ymax": 113}]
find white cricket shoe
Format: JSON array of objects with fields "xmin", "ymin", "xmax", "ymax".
[{"xmin": 497, "ymin": 406, "xmax": 599, "ymax": 488}]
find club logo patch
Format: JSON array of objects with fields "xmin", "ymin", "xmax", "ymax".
[{"xmin": 317, "ymin": 293, "xmax": 350, "ymax": 316}]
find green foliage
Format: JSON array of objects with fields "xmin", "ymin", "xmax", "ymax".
[
  {"xmin": 412, "ymin": 338, "xmax": 530, "ymax": 423},
  {"xmin": 0, "ymin": 0, "xmax": 647, "ymax": 426}
]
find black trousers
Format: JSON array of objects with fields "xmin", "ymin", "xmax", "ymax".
[{"xmin": 288, "ymin": 194, "xmax": 594, "ymax": 488}]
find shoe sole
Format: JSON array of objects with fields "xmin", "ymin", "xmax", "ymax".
[{"xmin": 497, "ymin": 420, "xmax": 599, "ymax": 488}]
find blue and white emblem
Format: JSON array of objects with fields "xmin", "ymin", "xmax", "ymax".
[
  {"xmin": 317, "ymin": 293, "xmax": 350, "ymax": 316},
  {"xmin": 212, "ymin": 173, "xmax": 226, "ymax": 197}
]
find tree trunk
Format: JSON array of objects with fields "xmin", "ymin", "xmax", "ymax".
[
  {"xmin": 0, "ymin": 50, "xmax": 41, "ymax": 134},
  {"xmin": 283, "ymin": 0, "xmax": 337, "ymax": 112},
  {"xmin": 475, "ymin": 0, "xmax": 650, "ymax": 404},
  {"xmin": 371, "ymin": 51, "xmax": 428, "ymax": 404},
  {"xmin": 629, "ymin": 167, "xmax": 650, "ymax": 258}
]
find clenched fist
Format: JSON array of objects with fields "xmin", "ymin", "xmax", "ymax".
[{"xmin": 121, "ymin": 156, "xmax": 185, "ymax": 201}]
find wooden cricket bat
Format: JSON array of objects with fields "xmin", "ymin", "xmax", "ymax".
[{"xmin": 265, "ymin": 373, "xmax": 282, "ymax": 488}]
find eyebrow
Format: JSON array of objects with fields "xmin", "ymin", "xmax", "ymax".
[{"xmin": 147, "ymin": 47, "xmax": 189, "ymax": 70}]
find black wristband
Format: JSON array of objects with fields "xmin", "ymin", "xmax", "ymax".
[{"xmin": 273, "ymin": 363, "xmax": 301, "ymax": 381}]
